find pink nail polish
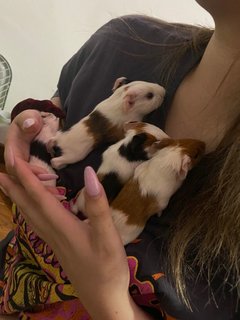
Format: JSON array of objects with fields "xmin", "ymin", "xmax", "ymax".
[
  {"xmin": 37, "ymin": 173, "xmax": 59, "ymax": 181},
  {"xmin": 84, "ymin": 166, "xmax": 101, "ymax": 197},
  {"xmin": 23, "ymin": 118, "xmax": 35, "ymax": 129}
]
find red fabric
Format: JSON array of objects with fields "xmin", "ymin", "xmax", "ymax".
[{"xmin": 11, "ymin": 98, "xmax": 66, "ymax": 122}]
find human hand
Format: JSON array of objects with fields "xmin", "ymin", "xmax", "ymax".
[
  {"xmin": 4, "ymin": 109, "xmax": 48, "ymax": 176},
  {"xmin": 0, "ymin": 158, "xmax": 152, "ymax": 319}
]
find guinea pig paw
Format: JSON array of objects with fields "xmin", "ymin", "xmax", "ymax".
[
  {"xmin": 50, "ymin": 156, "xmax": 66, "ymax": 170},
  {"xmin": 46, "ymin": 138, "xmax": 56, "ymax": 155}
]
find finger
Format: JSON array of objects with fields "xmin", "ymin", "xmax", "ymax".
[
  {"xmin": 0, "ymin": 171, "xmax": 43, "ymax": 223},
  {"xmin": 13, "ymin": 109, "xmax": 43, "ymax": 140},
  {"xmin": 46, "ymin": 186, "xmax": 67, "ymax": 201},
  {"xmin": 37, "ymin": 173, "xmax": 59, "ymax": 181},
  {"xmin": 29, "ymin": 164, "xmax": 51, "ymax": 175},
  {"xmin": 4, "ymin": 110, "xmax": 43, "ymax": 173},
  {"xmin": 83, "ymin": 166, "xmax": 121, "ymax": 243},
  {"xmin": 0, "ymin": 171, "xmax": 68, "ymax": 248},
  {"xmin": 8, "ymin": 156, "xmax": 68, "ymax": 218},
  {"xmin": 10, "ymin": 154, "xmax": 52, "ymax": 202}
]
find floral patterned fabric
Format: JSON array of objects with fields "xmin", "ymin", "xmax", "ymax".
[{"xmin": 0, "ymin": 188, "xmax": 174, "ymax": 319}]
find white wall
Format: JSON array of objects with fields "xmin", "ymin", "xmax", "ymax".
[{"xmin": 0, "ymin": 0, "xmax": 214, "ymax": 111}]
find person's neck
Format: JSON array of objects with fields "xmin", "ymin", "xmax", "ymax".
[
  {"xmin": 164, "ymin": 25, "xmax": 240, "ymax": 152},
  {"xmin": 195, "ymin": 29, "xmax": 240, "ymax": 88}
]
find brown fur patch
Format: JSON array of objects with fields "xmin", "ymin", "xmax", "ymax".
[
  {"xmin": 84, "ymin": 110, "xmax": 124, "ymax": 146},
  {"xmin": 177, "ymin": 139, "xmax": 206, "ymax": 167},
  {"xmin": 142, "ymin": 133, "xmax": 159, "ymax": 151},
  {"xmin": 123, "ymin": 121, "xmax": 147, "ymax": 133},
  {"xmin": 111, "ymin": 179, "xmax": 159, "ymax": 227},
  {"xmin": 153, "ymin": 138, "xmax": 205, "ymax": 167},
  {"xmin": 154, "ymin": 138, "xmax": 176, "ymax": 149}
]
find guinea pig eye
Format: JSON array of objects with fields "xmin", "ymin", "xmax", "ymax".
[{"xmin": 146, "ymin": 92, "xmax": 154, "ymax": 99}]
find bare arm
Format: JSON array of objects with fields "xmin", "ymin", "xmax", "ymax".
[{"xmin": 51, "ymin": 96, "xmax": 62, "ymax": 109}]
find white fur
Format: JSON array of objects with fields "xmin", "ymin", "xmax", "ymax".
[
  {"xmin": 50, "ymin": 120, "xmax": 95, "ymax": 169},
  {"xmin": 111, "ymin": 146, "xmax": 192, "ymax": 245},
  {"xmin": 73, "ymin": 144, "xmax": 192, "ymax": 245},
  {"xmin": 71, "ymin": 130, "xmax": 142, "ymax": 213},
  {"xmin": 29, "ymin": 112, "xmax": 59, "ymax": 187},
  {"xmin": 50, "ymin": 79, "xmax": 165, "ymax": 169},
  {"xmin": 35, "ymin": 112, "xmax": 59, "ymax": 143},
  {"xmin": 29, "ymin": 156, "xmax": 56, "ymax": 187},
  {"xmin": 135, "ymin": 146, "xmax": 190, "ymax": 210},
  {"xmin": 98, "ymin": 131, "xmax": 141, "ymax": 182},
  {"xmin": 71, "ymin": 122, "xmax": 168, "ymax": 213},
  {"xmin": 111, "ymin": 209, "xmax": 144, "ymax": 245},
  {"xmin": 95, "ymin": 81, "xmax": 166, "ymax": 126}
]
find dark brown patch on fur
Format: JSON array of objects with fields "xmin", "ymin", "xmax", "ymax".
[
  {"xmin": 143, "ymin": 133, "xmax": 158, "ymax": 148},
  {"xmin": 111, "ymin": 180, "xmax": 159, "ymax": 227},
  {"xmin": 153, "ymin": 138, "xmax": 205, "ymax": 167},
  {"xmin": 177, "ymin": 139, "xmax": 206, "ymax": 167},
  {"xmin": 84, "ymin": 111, "xmax": 124, "ymax": 146}
]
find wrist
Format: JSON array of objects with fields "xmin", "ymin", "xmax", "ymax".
[{"xmin": 88, "ymin": 293, "xmax": 154, "ymax": 320}]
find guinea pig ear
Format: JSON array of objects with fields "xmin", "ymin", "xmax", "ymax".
[
  {"xmin": 178, "ymin": 154, "xmax": 192, "ymax": 180},
  {"xmin": 148, "ymin": 141, "xmax": 160, "ymax": 156},
  {"xmin": 112, "ymin": 77, "xmax": 128, "ymax": 92},
  {"xmin": 148, "ymin": 138, "xmax": 172, "ymax": 155},
  {"xmin": 123, "ymin": 93, "xmax": 137, "ymax": 112}
]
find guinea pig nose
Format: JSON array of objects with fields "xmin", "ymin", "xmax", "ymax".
[{"xmin": 146, "ymin": 92, "xmax": 154, "ymax": 99}]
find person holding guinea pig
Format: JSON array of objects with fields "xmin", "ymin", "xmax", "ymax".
[{"xmin": 0, "ymin": 0, "xmax": 239, "ymax": 319}]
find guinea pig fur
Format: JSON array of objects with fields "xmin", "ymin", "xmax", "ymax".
[
  {"xmin": 109, "ymin": 138, "xmax": 205, "ymax": 245},
  {"xmin": 71, "ymin": 121, "xmax": 169, "ymax": 214},
  {"xmin": 49, "ymin": 77, "xmax": 166, "ymax": 169},
  {"xmin": 29, "ymin": 112, "xmax": 59, "ymax": 187}
]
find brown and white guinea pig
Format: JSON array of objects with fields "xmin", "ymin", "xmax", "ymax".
[
  {"xmin": 29, "ymin": 112, "xmax": 59, "ymax": 187},
  {"xmin": 71, "ymin": 121, "xmax": 169, "ymax": 213},
  {"xmin": 109, "ymin": 138, "xmax": 206, "ymax": 245},
  {"xmin": 81, "ymin": 138, "xmax": 205, "ymax": 245},
  {"xmin": 49, "ymin": 77, "xmax": 166, "ymax": 170}
]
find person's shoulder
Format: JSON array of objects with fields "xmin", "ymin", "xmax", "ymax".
[{"xmin": 95, "ymin": 14, "xmax": 195, "ymax": 44}]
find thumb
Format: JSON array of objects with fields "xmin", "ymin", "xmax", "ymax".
[
  {"xmin": 83, "ymin": 166, "xmax": 119, "ymax": 242},
  {"xmin": 4, "ymin": 109, "xmax": 43, "ymax": 174},
  {"xmin": 14, "ymin": 109, "xmax": 43, "ymax": 141}
]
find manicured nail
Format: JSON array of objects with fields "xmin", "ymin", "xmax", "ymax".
[
  {"xmin": 55, "ymin": 195, "xmax": 67, "ymax": 201},
  {"xmin": 37, "ymin": 173, "xmax": 59, "ymax": 181},
  {"xmin": 84, "ymin": 166, "xmax": 101, "ymax": 197},
  {"xmin": 7, "ymin": 147, "xmax": 15, "ymax": 167},
  {"xmin": 0, "ymin": 186, "xmax": 8, "ymax": 196},
  {"xmin": 23, "ymin": 118, "xmax": 35, "ymax": 129},
  {"xmin": 57, "ymin": 187, "xmax": 66, "ymax": 195}
]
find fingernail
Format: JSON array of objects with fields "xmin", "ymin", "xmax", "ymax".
[
  {"xmin": 0, "ymin": 186, "xmax": 8, "ymax": 196},
  {"xmin": 23, "ymin": 118, "xmax": 35, "ymax": 129},
  {"xmin": 7, "ymin": 147, "xmax": 15, "ymax": 167},
  {"xmin": 55, "ymin": 195, "xmax": 67, "ymax": 201},
  {"xmin": 37, "ymin": 173, "xmax": 59, "ymax": 181},
  {"xmin": 57, "ymin": 187, "xmax": 66, "ymax": 196},
  {"xmin": 84, "ymin": 166, "xmax": 101, "ymax": 197}
]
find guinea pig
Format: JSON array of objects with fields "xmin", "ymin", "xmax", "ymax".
[
  {"xmin": 79, "ymin": 137, "xmax": 205, "ymax": 245},
  {"xmin": 29, "ymin": 112, "xmax": 59, "ymax": 187},
  {"xmin": 71, "ymin": 121, "xmax": 169, "ymax": 213},
  {"xmin": 49, "ymin": 77, "xmax": 166, "ymax": 170},
  {"xmin": 110, "ymin": 138, "xmax": 206, "ymax": 245}
]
